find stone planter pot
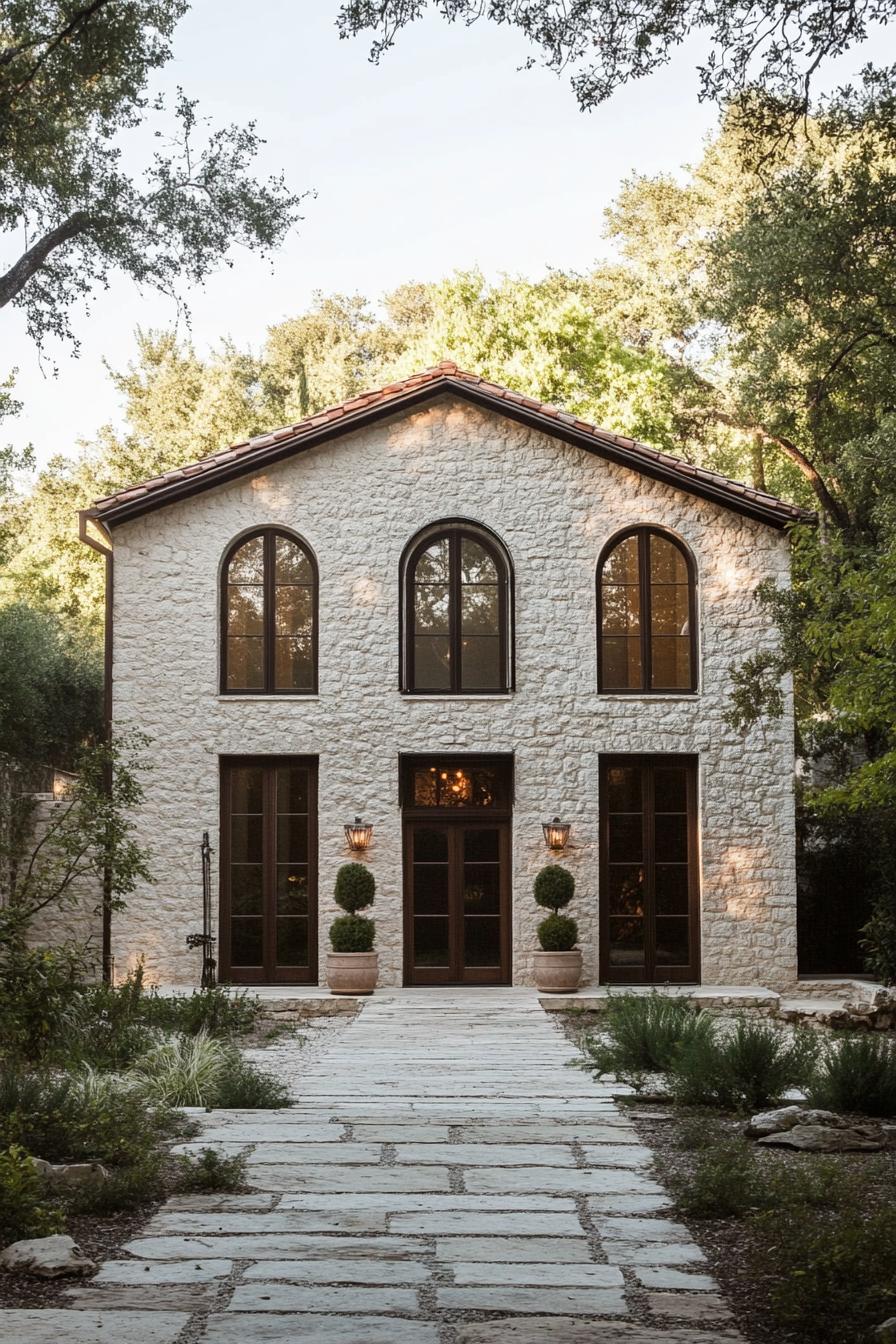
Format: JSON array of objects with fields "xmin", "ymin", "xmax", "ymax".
[
  {"xmin": 327, "ymin": 951, "xmax": 378, "ymax": 996},
  {"xmin": 533, "ymin": 949, "xmax": 582, "ymax": 994}
]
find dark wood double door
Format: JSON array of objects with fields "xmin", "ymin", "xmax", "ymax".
[
  {"xmin": 403, "ymin": 757, "xmax": 512, "ymax": 985},
  {"xmin": 219, "ymin": 757, "xmax": 318, "ymax": 984},
  {"xmin": 600, "ymin": 754, "xmax": 700, "ymax": 983}
]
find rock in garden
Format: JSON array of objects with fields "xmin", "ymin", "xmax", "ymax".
[
  {"xmin": 757, "ymin": 1123, "xmax": 885, "ymax": 1153},
  {"xmin": 873, "ymin": 1320, "xmax": 896, "ymax": 1342},
  {"xmin": 29, "ymin": 1157, "xmax": 109, "ymax": 1190},
  {"xmin": 0, "ymin": 1234, "xmax": 97, "ymax": 1278},
  {"xmin": 745, "ymin": 1106, "xmax": 847, "ymax": 1137}
]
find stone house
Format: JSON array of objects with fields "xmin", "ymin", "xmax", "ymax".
[{"xmin": 79, "ymin": 362, "xmax": 811, "ymax": 990}]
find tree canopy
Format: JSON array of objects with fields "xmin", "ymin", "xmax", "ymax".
[{"xmin": 0, "ymin": 1, "xmax": 304, "ymax": 348}]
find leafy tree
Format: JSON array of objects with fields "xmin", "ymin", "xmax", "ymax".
[
  {"xmin": 336, "ymin": 0, "xmax": 885, "ymax": 117},
  {"xmin": 0, "ymin": 602, "xmax": 102, "ymax": 765},
  {"xmin": 0, "ymin": 1, "xmax": 304, "ymax": 348}
]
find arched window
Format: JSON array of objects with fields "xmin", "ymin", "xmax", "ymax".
[
  {"xmin": 598, "ymin": 528, "xmax": 696, "ymax": 693},
  {"xmin": 402, "ymin": 523, "xmax": 512, "ymax": 694},
  {"xmin": 221, "ymin": 529, "xmax": 317, "ymax": 694}
]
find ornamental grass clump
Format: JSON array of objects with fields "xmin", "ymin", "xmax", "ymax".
[
  {"xmin": 807, "ymin": 1033, "xmax": 896, "ymax": 1117},
  {"xmin": 534, "ymin": 864, "xmax": 578, "ymax": 951},
  {"xmin": 330, "ymin": 862, "xmax": 376, "ymax": 954},
  {"xmin": 583, "ymin": 991, "xmax": 714, "ymax": 1081},
  {"xmin": 671, "ymin": 1017, "xmax": 818, "ymax": 1110}
]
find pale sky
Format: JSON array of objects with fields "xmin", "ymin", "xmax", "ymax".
[{"xmin": 2, "ymin": 1, "xmax": 891, "ymax": 468}]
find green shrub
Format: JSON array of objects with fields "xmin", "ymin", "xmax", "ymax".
[
  {"xmin": 141, "ymin": 987, "xmax": 262, "ymax": 1039},
  {"xmin": 533, "ymin": 865, "xmax": 575, "ymax": 912},
  {"xmin": 583, "ymin": 992, "xmax": 714, "ymax": 1079},
  {"xmin": 334, "ymin": 863, "xmax": 376, "ymax": 913},
  {"xmin": 330, "ymin": 913, "xmax": 376, "ymax": 953},
  {"xmin": 669, "ymin": 1130, "xmax": 849, "ymax": 1221},
  {"xmin": 749, "ymin": 1200, "xmax": 896, "ymax": 1343},
  {"xmin": 808, "ymin": 1033, "xmax": 896, "ymax": 1116},
  {"xmin": 175, "ymin": 1146, "xmax": 248, "ymax": 1193},
  {"xmin": 0, "ymin": 1065, "xmax": 177, "ymax": 1166},
  {"xmin": 214, "ymin": 1053, "xmax": 290, "ymax": 1108},
  {"xmin": 537, "ymin": 912, "xmax": 578, "ymax": 951},
  {"xmin": 671, "ymin": 1018, "xmax": 818, "ymax": 1110},
  {"xmin": 0, "ymin": 1145, "xmax": 64, "ymax": 1247},
  {"xmin": 0, "ymin": 946, "xmax": 85, "ymax": 1064},
  {"xmin": 64, "ymin": 1150, "xmax": 167, "ymax": 1215}
]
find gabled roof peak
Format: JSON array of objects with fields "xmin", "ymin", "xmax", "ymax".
[{"xmin": 90, "ymin": 362, "xmax": 814, "ymax": 530}]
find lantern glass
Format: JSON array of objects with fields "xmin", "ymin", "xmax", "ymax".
[
  {"xmin": 542, "ymin": 816, "xmax": 570, "ymax": 851},
  {"xmin": 345, "ymin": 816, "xmax": 373, "ymax": 851}
]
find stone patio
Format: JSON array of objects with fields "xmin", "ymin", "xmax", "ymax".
[{"xmin": 0, "ymin": 989, "xmax": 745, "ymax": 1343}]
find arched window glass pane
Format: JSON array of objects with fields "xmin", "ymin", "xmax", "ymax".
[
  {"xmin": 599, "ymin": 530, "xmax": 694, "ymax": 693},
  {"xmin": 274, "ymin": 537, "xmax": 314, "ymax": 691},
  {"xmin": 649, "ymin": 535, "xmax": 691, "ymax": 690},
  {"xmin": 601, "ymin": 535, "xmax": 642, "ymax": 690},
  {"xmin": 406, "ymin": 528, "xmax": 509, "ymax": 693},
  {"xmin": 224, "ymin": 531, "xmax": 317, "ymax": 693},
  {"xmin": 227, "ymin": 537, "xmax": 265, "ymax": 689}
]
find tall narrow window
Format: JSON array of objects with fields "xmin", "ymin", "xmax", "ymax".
[
  {"xmin": 222, "ymin": 529, "xmax": 317, "ymax": 693},
  {"xmin": 402, "ymin": 524, "xmax": 512, "ymax": 694},
  {"xmin": 598, "ymin": 528, "xmax": 696, "ymax": 693}
]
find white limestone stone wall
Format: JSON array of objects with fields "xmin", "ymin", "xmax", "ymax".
[{"xmin": 107, "ymin": 397, "xmax": 798, "ymax": 989}]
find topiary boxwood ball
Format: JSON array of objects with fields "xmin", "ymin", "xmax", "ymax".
[
  {"xmin": 334, "ymin": 862, "xmax": 376, "ymax": 914},
  {"xmin": 534, "ymin": 864, "xmax": 575, "ymax": 913},
  {"xmin": 330, "ymin": 914, "xmax": 376, "ymax": 954},
  {"xmin": 538, "ymin": 913, "xmax": 578, "ymax": 952}
]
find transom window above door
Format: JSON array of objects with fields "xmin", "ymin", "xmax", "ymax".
[
  {"xmin": 402, "ymin": 522, "xmax": 513, "ymax": 694},
  {"xmin": 221, "ymin": 529, "xmax": 318, "ymax": 694},
  {"xmin": 597, "ymin": 527, "xmax": 697, "ymax": 693}
]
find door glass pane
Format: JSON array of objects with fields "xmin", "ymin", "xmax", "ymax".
[
  {"xmin": 413, "ymin": 865, "xmax": 449, "ymax": 915},
  {"xmin": 608, "ymin": 917, "xmax": 645, "ymax": 967},
  {"xmin": 602, "ymin": 535, "xmax": 640, "ymax": 584},
  {"xmin": 655, "ymin": 865, "xmax": 689, "ymax": 915},
  {"xmin": 228, "ymin": 536, "xmax": 264, "ymax": 583},
  {"xmin": 413, "ymin": 769, "xmax": 439, "ymax": 806},
  {"xmin": 278, "ymin": 767, "xmax": 309, "ymax": 814},
  {"xmin": 228, "ymin": 585, "xmax": 264, "ymax": 635},
  {"xmin": 602, "ymin": 637, "xmax": 642, "ymax": 690},
  {"xmin": 651, "ymin": 585, "xmax": 690, "ymax": 635},
  {"xmin": 461, "ymin": 636, "xmax": 501, "ymax": 689},
  {"xmin": 601, "ymin": 585, "xmax": 641, "ymax": 634},
  {"xmin": 275, "ymin": 635, "xmax": 314, "ymax": 690},
  {"xmin": 606, "ymin": 765, "xmax": 641, "ymax": 812},
  {"xmin": 231, "ymin": 865, "xmax": 263, "ymax": 915},
  {"xmin": 464, "ymin": 829, "xmax": 500, "ymax": 862},
  {"xmin": 231, "ymin": 918, "xmax": 263, "ymax": 966},
  {"xmin": 415, "ymin": 827, "xmax": 449, "ymax": 862},
  {"xmin": 276, "ymin": 918, "xmax": 308, "ymax": 967},
  {"xmin": 414, "ymin": 636, "xmax": 451, "ymax": 688},
  {"xmin": 415, "ymin": 538, "xmax": 449, "ymax": 582},
  {"xmin": 231, "ymin": 815, "xmax": 262, "ymax": 863},
  {"xmin": 277, "ymin": 814, "xmax": 309, "ymax": 864},
  {"xmin": 277, "ymin": 866, "xmax": 309, "ymax": 914},
  {"xmin": 608, "ymin": 814, "xmax": 643, "ymax": 863},
  {"xmin": 656, "ymin": 917, "xmax": 689, "ymax": 965},
  {"xmin": 654, "ymin": 767, "xmax": 687, "ymax": 813},
  {"xmin": 231, "ymin": 767, "xmax": 263, "ymax": 813},
  {"xmin": 655, "ymin": 813, "xmax": 688, "ymax": 863},
  {"xmin": 414, "ymin": 917, "xmax": 449, "ymax": 966},
  {"xmin": 464, "ymin": 917, "xmax": 501, "ymax": 966},
  {"xmin": 227, "ymin": 636, "xmax": 264, "ymax": 689},
  {"xmin": 606, "ymin": 865, "xmax": 644, "ymax": 916},
  {"xmin": 463, "ymin": 864, "xmax": 500, "ymax": 914}
]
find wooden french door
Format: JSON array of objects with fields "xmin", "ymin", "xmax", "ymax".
[
  {"xmin": 404, "ymin": 820, "xmax": 511, "ymax": 985},
  {"xmin": 600, "ymin": 755, "xmax": 700, "ymax": 983},
  {"xmin": 219, "ymin": 757, "xmax": 318, "ymax": 984}
]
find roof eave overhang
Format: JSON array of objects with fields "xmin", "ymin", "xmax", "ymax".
[{"xmin": 91, "ymin": 378, "xmax": 814, "ymax": 532}]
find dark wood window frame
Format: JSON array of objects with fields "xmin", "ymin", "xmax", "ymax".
[
  {"xmin": 219, "ymin": 755, "xmax": 319, "ymax": 985},
  {"xmin": 220, "ymin": 527, "xmax": 319, "ymax": 695},
  {"xmin": 400, "ymin": 520, "xmax": 514, "ymax": 695},
  {"xmin": 599, "ymin": 753, "xmax": 700, "ymax": 985},
  {"xmin": 596, "ymin": 526, "xmax": 698, "ymax": 694}
]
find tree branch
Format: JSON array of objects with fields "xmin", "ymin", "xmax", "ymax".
[{"xmin": 0, "ymin": 210, "xmax": 98, "ymax": 309}]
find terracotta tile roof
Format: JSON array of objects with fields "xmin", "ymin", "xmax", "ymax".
[{"xmin": 90, "ymin": 361, "xmax": 814, "ymax": 529}]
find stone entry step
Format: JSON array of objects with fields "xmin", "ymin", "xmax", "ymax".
[{"xmin": 0, "ymin": 990, "xmax": 743, "ymax": 1343}]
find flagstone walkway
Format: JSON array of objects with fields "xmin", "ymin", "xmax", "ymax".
[{"xmin": 0, "ymin": 989, "xmax": 744, "ymax": 1343}]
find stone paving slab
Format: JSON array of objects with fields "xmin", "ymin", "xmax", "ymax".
[
  {"xmin": 451, "ymin": 1262, "xmax": 625, "ymax": 1287},
  {"xmin": 245, "ymin": 1163, "xmax": 453, "ymax": 1192},
  {"xmin": 0, "ymin": 1311, "xmax": 188, "ymax": 1342},
  {"xmin": 455, "ymin": 1322, "xmax": 745, "ymax": 1344},
  {"xmin": 65, "ymin": 1284, "xmax": 218, "ymax": 1311},
  {"xmin": 392, "ymin": 1141, "xmax": 576, "ymax": 1166},
  {"xmin": 434, "ymin": 1237, "xmax": 593, "ymax": 1262},
  {"xmin": 94, "ymin": 1259, "xmax": 233, "ymax": 1284},
  {"xmin": 437, "ymin": 1286, "xmax": 628, "ymax": 1314},
  {"xmin": 464, "ymin": 1166, "xmax": 665, "ymax": 1195},
  {"xmin": 124, "ymin": 1234, "xmax": 429, "ymax": 1259},
  {"xmin": 277, "ymin": 1193, "xmax": 578, "ymax": 1213},
  {"xmin": 202, "ymin": 1314, "xmax": 440, "ymax": 1343},
  {"xmin": 227, "ymin": 1284, "xmax": 420, "ymax": 1313},
  {"xmin": 241, "ymin": 1259, "xmax": 431, "ymax": 1283}
]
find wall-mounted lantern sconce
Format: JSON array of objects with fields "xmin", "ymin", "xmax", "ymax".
[
  {"xmin": 344, "ymin": 816, "xmax": 374, "ymax": 852},
  {"xmin": 542, "ymin": 816, "xmax": 570, "ymax": 851}
]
